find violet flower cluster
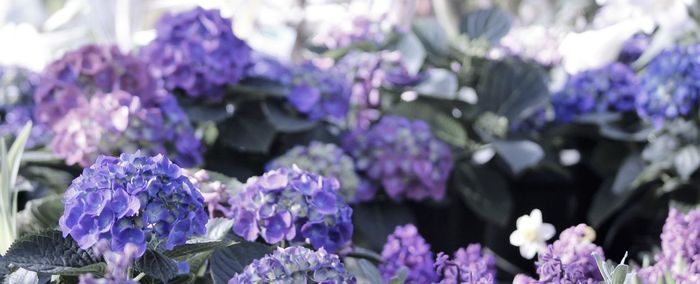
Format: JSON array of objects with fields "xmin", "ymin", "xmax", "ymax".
[
  {"xmin": 636, "ymin": 45, "xmax": 700, "ymax": 127},
  {"xmin": 183, "ymin": 169, "xmax": 237, "ymax": 218},
  {"xmin": 0, "ymin": 66, "xmax": 50, "ymax": 148},
  {"xmin": 244, "ymin": 52, "xmax": 292, "ymax": 85},
  {"xmin": 78, "ymin": 240, "xmax": 139, "ymax": 284},
  {"xmin": 337, "ymin": 51, "xmax": 422, "ymax": 129},
  {"xmin": 637, "ymin": 208, "xmax": 700, "ymax": 284},
  {"xmin": 142, "ymin": 7, "xmax": 252, "ymax": 101},
  {"xmin": 434, "ymin": 244, "xmax": 496, "ymax": 284},
  {"xmin": 379, "ymin": 224, "xmax": 438, "ymax": 283},
  {"xmin": 266, "ymin": 142, "xmax": 374, "ymax": 203},
  {"xmin": 59, "ymin": 152, "xmax": 208, "ymax": 257},
  {"xmin": 342, "ymin": 115, "xmax": 453, "ymax": 202},
  {"xmin": 228, "ymin": 246, "xmax": 356, "ymax": 284},
  {"xmin": 288, "ymin": 62, "xmax": 351, "ymax": 122},
  {"xmin": 552, "ymin": 62, "xmax": 639, "ymax": 122},
  {"xmin": 227, "ymin": 166, "xmax": 353, "ymax": 252},
  {"xmin": 515, "ymin": 224, "xmax": 604, "ymax": 284},
  {"xmin": 35, "ymin": 44, "xmax": 202, "ymax": 167}
]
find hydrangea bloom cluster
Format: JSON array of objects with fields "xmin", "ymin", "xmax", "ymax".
[
  {"xmin": 266, "ymin": 142, "xmax": 374, "ymax": 203},
  {"xmin": 59, "ymin": 152, "xmax": 208, "ymax": 257},
  {"xmin": 316, "ymin": 16, "xmax": 388, "ymax": 49},
  {"xmin": 379, "ymin": 224, "xmax": 438, "ymax": 283},
  {"xmin": 183, "ymin": 169, "xmax": 235, "ymax": 218},
  {"xmin": 0, "ymin": 66, "xmax": 50, "ymax": 148},
  {"xmin": 337, "ymin": 51, "xmax": 422, "ymax": 129},
  {"xmin": 244, "ymin": 53, "xmax": 292, "ymax": 85},
  {"xmin": 78, "ymin": 240, "xmax": 138, "ymax": 284},
  {"xmin": 552, "ymin": 62, "xmax": 639, "ymax": 122},
  {"xmin": 227, "ymin": 166, "xmax": 353, "ymax": 251},
  {"xmin": 515, "ymin": 224, "xmax": 604, "ymax": 283},
  {"xmin": 34, "ymin": 44, "xmax": 165, "ymax": 125},
  {"xmin": 142, "ymin": 7, "xmax": 252, "ymax": 101},
  {"xmin": 636, "ymin": 45, "xmax": 700, "ymax": 127},
  {"xmin": 495, "ymin": 26, "xmax": 564, "ymax": 66},
  {"xmin": 342, "ymin": 115, "xmax": 453, "ymax": 201},
  {"xmin": 228, "ymin": 246, "xmax": 356, "ymax": 284},
  {"xmin": 435, "ymin": 244, "xmax": 496, "ymax": 284},
  {"xmin": 618, "ymin": 34, "xmax": 649, "ymax": 65},
  {"xmin": 638, "ymin": 208, "xmax": 700, "ymax": 284},
  {"xmin": 288, "ymin": 62, "xmax": 351, "ymax": 121},
  {"xmin": 49, "ymin": 91, "xmax": 201, "ymax": 167}
]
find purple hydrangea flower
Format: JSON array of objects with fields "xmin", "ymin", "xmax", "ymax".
[
  {"xmin": 379, "ymin": 224, "xmax": 438, "ymax": 283},
  {"xmin": 435, "ymin": 244, "xmax": 496, "ymax": 284},
  {"xmin": 0, "ymin": 66, "xmax": 51, "ymax": 148},
  {"xmin": 49, "ymin": 91, "xmax": 201, "ymax": 167},
  {"xmin": 618, "ymin": 34, "xmax": 650, "ymax": 65},
  {"xmin": 636, "ymin": 45, "xmax": 700, "ymax": 127},
  {"xmin": 337, "ymin": 51, "xmax": 422, "ymax": 129},
  {"xmin": 342, "ymin": 115, "xmax": 453, "ymax": 201},
  {"xmin": 227, "ymin": 166, "xmax": 353, "ymax": 251},
  {"xmin": 59, "ymin": 152, "xmax": 208, "ymax": 257},
  {"xmin": 638, "ymin": 208, "xmax": 700, "ymax": 284},
  {"xmin": 142, "ymin": 7, "xmax": 252, "ymax": 101},
  {"xmin": 229, "ymin": 246, "xmax": 356, "ymax": 284},
  {"xmin": 266, "ymin": 142, "xmax": 374, "ymax": 203},
  {"xmin": 515, "ymin": 224, "xmax": 603, "ymax": 283},
  {"xmin": 34, "ymin": 44, "xmax": 165, "ymax": 125},
  {"xmin": 552, "ymin": 63, "xmax": 639, "ymax": 122},
  {"xmin": 78, "ymin": 240, "xmax": 139, "ymax": 284},
  {"xmin": 244, "ymin": 53, "xmax": 292, "ymax": 84},
  {"xmin": 183, "ymin": 169, "xmax": 237, "ymax": 218},
  {"xmin": 288, "ymin": 61, "xmax": 351, "ymax": 121}
]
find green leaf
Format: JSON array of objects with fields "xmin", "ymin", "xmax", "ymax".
[
  {"xmin": 413, "ymin": 68, "xmax": 458, "ymax": 99},
  {"xmin": 452, "ymin": 162, "xmax": 512, "ymax": 226},
  {"xmin": 182, "ymin": 103, "xmax": 231, "ymax": 123},
  {"xmin": 209, "ymin": 242, "xmax": 274, "ymax": 284},
  {"xmin": 3, "ymin": 268, "xmax": 38, "ymax": 284},
  {"xmin": 492, "ymin": 140, "xmax": 544, "ymax": 175},
  {"xmin": 262, "ymin": 101, "xmax": 317, "ymax": 133},
  {"xmin": 229, "ymin": 78, "xmax": 289, "ymax": 99},
  {"xmin": 346, "ymin": 247, "xmax": 383, "ymax": 263},
  {"xmin": 218, "ymin": 103, "xmax": 277, "ymax": 153},
  {"xmin": 352, "ymin": 202, "xmax": 415, "ymax": 250},
  {"xmin": 389, "ymin": 266, "xmax": 409, "ymax": 284},
  {"xmin": 588, "ymin": 154, "xmax": 644, "ymax": 227},
  {"xmin": 20, "ymin": 166, "xmax": 74, "ymax": 194},
  {"xmin": 133, "ymin": 249, "xmax": 179, "ymax": 283},
  {"xmin": 391, "ymin": 101, "xmax": 468, "ymax": 148},
  {"xmin": 674, "ymin": 145, "xmax": 700, "ymax": 180},
  {"xmin": 163, "ymin": 240, "xmax": 237, "ymax": 258},
  {"xmin": 16, "ymin": 194, "xmax": 63, "ymax": 236},
  {"xmin": 459, "ymin": 8, "xmax": 512, "ymax": 44},
  {"xmin": 200, "ymin": 218, "xmax": 235, "ymax": 241},
  {"xmin": 394, "ymin": 32, "xmax": 426, "ymax": 74},
  {"xmin": 611, "ymin": 264, "xmax": 629, "ymax": 284},
  {"xmin": 343, "ymin": 257, "xmax": 383, "ymax": 284},
  {"xmin": 413, "ymin": 17, "xmax": 449, "ymax": 57},
  {"xmin": 3, "ymin": 230, "xmax": 102, "ymax": 274},
  {"xmin": 476, "ymin": 59, "xmax": 549, "ymax": 125}
]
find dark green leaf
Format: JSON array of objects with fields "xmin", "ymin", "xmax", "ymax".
[
  {"xmin": 218, "ymin": 106, "xmax": 277, "ymax": 153},
  {"xmin": 476, "ymin": 59, "xmax": 549, "ymax": 125},
  {"xmin": 262, "ymin": 101, "xmax": 317, "ymax": 133},
  {"xmin": 492, "ymin": 140, "xmax": 544, "ymax": 175},
  {"xmin": 413, "ymin": 17, "xmax": 449, "ymax": 57},
  {"xmin": 588, "ymin": 154, "xmax": 644, "ymax": 227},
  {"xmin": 3, "ymin": 268, "xmax": 38, "ymax": 284},
  {"xmin": 210, "ymin": 242, "xmax": 274, "ymax": 284},
  {"xmin": 352, "ymin": 202, "xmax": 415, "ymax": 250},
  {"xmin": 200, "ymin": 218, "xmax": 236, "ymax": 241},
  {"xmin": 674, "ymin": 145, "xmax": 700, "ymax": 180},
  {"xmin": 346, "ymin": 247, "xmax": 383, "ymax": 263},
  {"xmin": 229, "ymin": 78, "xmax": 289, "ymax": 99},
  {"xmin": 163, "ymin": 240, "xmax": 237, "ymax": 258},
  {"xmin": 413, "ymin": 68, "xmax": 458, "ymax": 99},
  {"xmin": 4, "ymin": 231, "xmax": 102, "ymax": 275},
  {"xmin": 343, "ymin": 257, "xmax": 383, "ymax": 284},
  {"xmin": 391, "ymin": 101, "xmax": 468, "ymax": 148},
  {"xmin": 16, "ymin": 194, "xmax": 63, "ymax": 236},
  {"xmin": 395, "ymin": 32, "xmax": 426, "ymax": 74},
  {"xmin": 133, "ymin": 249, "xmax": 179, "ymax": 283},
  {"xmin": 453, "ymin": 162, "xmax": 512, "ymax": 226},
  {"xmin": 21, "ymin": 166, "xmax": 74, "ymax": 193},
  {"xmin": 182, "ymin": 103, "xmax": 231, "ymax": 123},
  {"xmin": 459, "ymin": 8, "xmax": 512, "ymax": 43}
]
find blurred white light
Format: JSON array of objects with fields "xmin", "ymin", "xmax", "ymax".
[
  {"xmin": 559, "ymin": 149, "xmax": 581, "ymax": 166},
  {"xmin": 472, "ymin": 147, "xmax": 495, "ymax": 165},
  {"xmin": 458, "ymin": 87, "xmax": 478, "ymax": 104},
  {"xmin": 401, "ymin": 91, "xmax": 418, "ymax": 102},
  {"xmin": 451, "ymin": 108, "xmax": 462, "ymax": 118}
]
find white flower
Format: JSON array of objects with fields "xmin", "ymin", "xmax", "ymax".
[{"xmin": 509, "ymin": 209, "xmax": 555, "ymax": 259}]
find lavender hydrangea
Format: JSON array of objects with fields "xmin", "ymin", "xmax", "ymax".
[
  {"xmin": 228, "ymin": 246, "xmax": 356, "ymax": 284},
  {"xmin": 227, "ymin": 166, "xmax": 353, "ymax": 252},
  {"xmin": 636, "ymin": 45, "xmax": 700, "ymax": 127},
  {"xmin": 337, "ymin": 51, "xmax": 422, "ymax": 129},
  {"xmin": 638, "ymin": 208, "xmax": 700, "ymax": 284},
  {"xmin": 552, "ymin": 62, "xmax": 639, "ymax": 122},
  {"xmin": 266, "ymin": 142, "xmax": 374, "ymax": 203},
  {"xmin": 379, "ymin": 224, "xmax": 438, "ymax": 283},
  {"xmin": 0, "ymin": 66, "xmax": 50, "ymax": 148},
  {"xmin": 515, "ymin": 224, "xmax": 603, "ymax": 283},
  {"xmin": 142, "ymin": 7, "xmax": 252, "ymax": 101},
  {"xmin": 34, "ymin": 44, "xmax": 165, "ymax": 125},
  {"xmin": 435, "ymin": 244, "xmax": 496, "ymax": 284},
  {"xmin": 618, "ymin": 34, "xmax": 650, "ymax": 65},
  {"xmin": 58, "ymin": 152, "xmax": 208, "ymax": 257},
  {"xmin": 49, "ymin": 90, "xmax": 201, "ymax": 167},
  {"xmin": 78, "ymin": 240, "xmax": 139, "ymax": 284},
  {"xmin": 183, "ymin": 169, "xmax": 238, "ymax": 218},
  {"xmin": 342, "ymin": 115, "xmax": 453, "ymax": 201},
  {"xmin": 244, "ymin": 53, "xmax": 292, "ymax": 85},
  {"xmin": 288, "ymin": 62, "xmax": 351, "ymax": 122}
]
